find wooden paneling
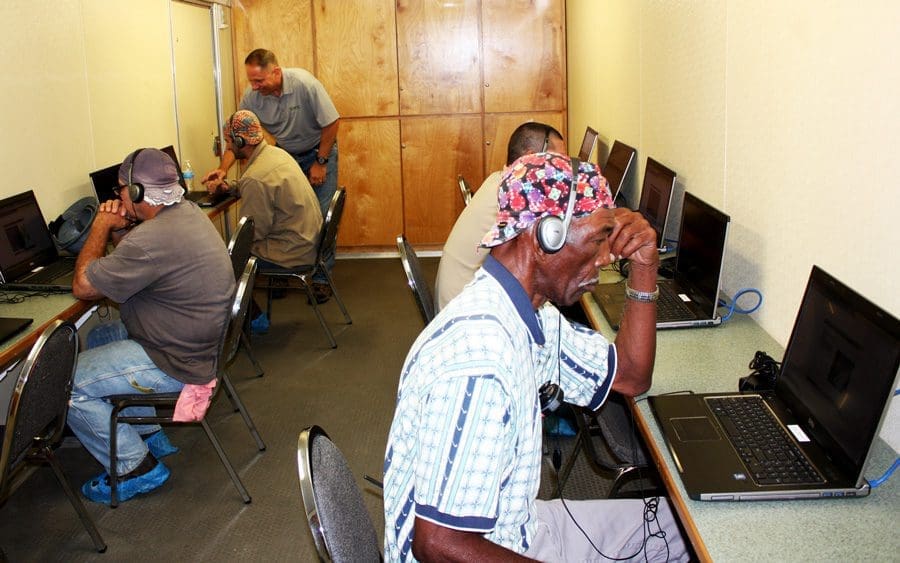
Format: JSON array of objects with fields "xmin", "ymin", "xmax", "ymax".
[
  {"xmin": 482, "ymin": 0, "xmax": 565, "ymax": 113},
  {"xmin": 483, "ymin": 112, "xmax": 566, "ymax": 175},
  {"xmin": 396, "ymin": 0, "xmax": 481, "ymax": 115},
  {"xmin": 231, "ymin": 0, "xmax": 313, "ymax": 101},
  {"xmin": 337, "ymin": 119, "xmax": 403, "ymax": 246},
  {"xmin": 314, "ymin": 0, "xmax": 399, "ymax": 117},
  {"xmin": 401, "ymin": 116, "xmax": 482, "ymax": 244}
]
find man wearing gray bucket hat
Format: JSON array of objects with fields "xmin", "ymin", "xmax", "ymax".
[{"xmin": 67, "ymin": 148, "xmax": 235, "ymax": 504}]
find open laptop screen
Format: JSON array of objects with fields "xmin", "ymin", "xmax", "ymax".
[
  {"xmin": 673, "ymin": 192, "xmax": 729, "ymax": 316},
  {"xmin": 602, "ymin": 140, "xmax": 636, "ymax": 201},
  {"xmin": 776, "ymin": 266, "xmax": 900, "ymax": 477},
  {"xmin": 577, "ymin": 127, "xmax": 599, "ymax": 162},
  {"xmin": 0, "ymin": 191, "xmax": 59, "ymax": 283},
  {"xmin": 637, "ymin": 157, "xmax": 676, "ymax": 248}
]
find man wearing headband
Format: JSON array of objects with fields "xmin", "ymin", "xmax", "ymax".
[
  {"xmin": 202, "ymin": 48, "xmax": 339, "ymax": 302},
  {"xmin": 68, "ymin": 148, "xmax": 235, "ymax": 504},
  {"xmin": 209, "ymin": 109, "xmax": 324, "ymax": 331},
  {"xmin": 435, "ymin": 122, "xmax": 565, "ymax": 311},
  {"xmin": 383, "ymin": 153, "xmax": 687, "ymax": 561}
]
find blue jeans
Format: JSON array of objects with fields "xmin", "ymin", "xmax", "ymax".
[
  {"xmin": 292, "ymin": 142, "xmax": 338, "ymax": 284},
  {"xmin": 67, "ymin": 321, "xmax": 184, "ymax": 474}
]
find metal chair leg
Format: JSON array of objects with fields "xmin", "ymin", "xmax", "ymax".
[
  {"xmin": 200, "ymin": 419, "xmax": 252, "ymax": 504},
  {"xmin": 240, "ymin": 330, "xmax": 265, "ymax": 377},
  {"xmin": 44, "ymin": 446, "xmax": 107, "ymax": 552},
  {"xmin": 221, "ymin": 373, "xmax": 266, "ymax": 451},
  {"xmin": 303, "ymin": 281, "xmax": 338, "ymax": 348},
  {"xmin": 320, "ymin": 265, "xmax": 352, "ymax": 325}
]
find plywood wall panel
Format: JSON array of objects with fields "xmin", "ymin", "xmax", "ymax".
[
  {"xmin": 396, "ymin": 0, "xmax": 481, "ymax": 115},
  {"xmin": 315, "ymin": 0, "xmax": 399, "ymax": 117},
  {"xmin": 483, "ymin": 112, "xmax": 566, "ymax": 176}
]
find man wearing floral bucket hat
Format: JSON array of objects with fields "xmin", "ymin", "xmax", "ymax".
[{"xmin": 383, "ymin": 152, "xmax": 687, "ymax": 561}]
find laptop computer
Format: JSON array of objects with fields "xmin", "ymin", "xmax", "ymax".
[
  {"xmin": 89, "ymin": 146, "xmax": 227, "ymax": 208},
  {"xmin": 593, "ymin": 191, "xmax": 730, "ymax": 330},
  {"xmin": 649, "ymin": 266, "xmax": 900, "ymax": 501},
  {"xmin": 577, "ymin": 126, "xmax": 599, "ymax": 162},
  {"xmin": 601, "ymin": 140, "xmax": 636, "ymax": 202},
  {"xmin": 0, "ymin": 191, "xmax": 76, "ymax": 292},
  {"xmin": 637, "ymin": 157, "xmax": 676, "ymax": 251},
  {"xmin": 0, "ymin": 317, "xmax": 33, "ymax": 346}
]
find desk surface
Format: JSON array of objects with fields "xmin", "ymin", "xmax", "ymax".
[{"xmin": 582, "ymin": 292, "xmax": 900, "ymax": 561}]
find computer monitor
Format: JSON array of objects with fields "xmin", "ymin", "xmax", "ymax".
[
  {"xmin": 637, "ymin": 157, "xmax": 676, "ymax": 249},
  {"xmin": 576, "ymin": 126, "xmax": 599, "ymax": 162},
  {"xmin": 602, "ymin": 140, "xmax": 636, "ymax": 202},
  {"xmin": 88, "ymin": 145, "xmax": 187, "ymax": 202}
]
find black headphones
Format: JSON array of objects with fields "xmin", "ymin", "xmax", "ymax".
[
  {"xmin": 228, "ymin": 112, "xmax": 246, "ymax": 149},
  {"xmin": 125, "ymin": 148, "xmax": 146, "ymax": 204},
  {"xmin": 536, "ymin": 157, "xmax": 580, "ymax": 254}
]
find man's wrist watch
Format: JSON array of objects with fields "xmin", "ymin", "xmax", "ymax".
[
  {"xmin": 315, "ymin": 155, "xmax": 329, "ymax": 165},
  {"xmin": 624, "ymin": 283, "xmax": 660, "ymax": 302}
]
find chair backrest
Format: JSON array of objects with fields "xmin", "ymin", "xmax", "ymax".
[
  {"xmin": 297, "ymin": 426, "xmax": 381, "ymax": 563},
  {"xmin": 396, "ymin": 234, "xmax": 435, "ymax": 324},
  {"xmin": 227, "ymin": 215, "xmax": 255, "ymax": 281},
  {"xmin": 0, "ymin": 320, "xmax": 78, "ymax": 496},
  {"xmin": 317, "ymin": 188, "xmax": 346, "ymax": 267},
  {"xmin": 458, "ymin": 174, "xmax": 473, "ymax": 206},
  {"xmin": 221, "ymin": 257, "xmax": 257, "ymax": 368}
]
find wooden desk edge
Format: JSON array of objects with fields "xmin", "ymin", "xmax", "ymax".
[
  {"xmin": 580, "ymin": 294, "xmax": 712, "ymax": 562},
  {"xmin": 0, "ymin": 298, "xmax": 93, "ymax": 368}
]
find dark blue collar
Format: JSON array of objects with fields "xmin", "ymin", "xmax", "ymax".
[{"xmin": 483, "ymin": 255, "xmax": 545, "ymax": 345}]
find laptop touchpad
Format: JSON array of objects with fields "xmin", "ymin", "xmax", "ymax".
[{"xmin": 671, "ymin": 417, "xmax": 720, "ymax": 441}]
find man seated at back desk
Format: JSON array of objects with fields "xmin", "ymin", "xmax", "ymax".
[
  {"xmin": 434, "ymin": 122, "xmax": 565, "ymax": 311},
  {"xmin": 205, "ymin": 109, "xmax": 324, "ymax": 334},
  {"xmin": 383, "ymin": 152, "xmax": 687, "ymax": 561}
]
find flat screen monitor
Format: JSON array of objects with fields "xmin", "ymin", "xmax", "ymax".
[{"xmin": 637, "ymin": 157, "xmax": 676, "ymax": 249}]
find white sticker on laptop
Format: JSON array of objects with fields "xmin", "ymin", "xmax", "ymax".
[
  {"xmin": 678, "ymin": 293, "xmax": 691, "ymax": 302},
  {"xmin": 788, "ymin": 424, "xmax": 811, "ymax": 442}
]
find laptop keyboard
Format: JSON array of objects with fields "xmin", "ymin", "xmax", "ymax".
[
  {"xmin": 21, "ymin": 258, "xmax": 75, "ymax": 283},
  {"xmin": 656, "ymin": 286, "xmax": 694, "ymax": 321},
  {"xmin": 707, "ymin": 396, "xmax": 824, "ymax": 486}
]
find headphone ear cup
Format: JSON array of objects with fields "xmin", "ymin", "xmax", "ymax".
[
  {"xmin": 127, "ymin": 183, "xmax": 144, "ymax": 204},
  {"xmin": 537, "ymin": 215, "xmax": 565, "ymax": 254},
  {"xmin": 231, "ymin": 132, "xmax": 245, "ymax": 149}
]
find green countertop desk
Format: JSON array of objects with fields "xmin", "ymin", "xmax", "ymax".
[{"xmin": 581, "ymin": 291, "xmax": 899, "ymax": 562}]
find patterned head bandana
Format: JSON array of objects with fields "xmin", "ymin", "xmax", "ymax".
[
  {"xmin": 226, "ymin": 110, "xmax": 264, "ymax": 146},
  {"xmin": 118, "ymin": 148, "xmax": 184, "ymax": 206},
  {"xmin": 481, "ymin": 152, "xmax": 615, "ymax": 248}
]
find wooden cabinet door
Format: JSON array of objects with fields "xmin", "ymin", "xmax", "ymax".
[
  {"xmin": 314, "ymin": 0, "xmax": 399, "ymax": 117},
  {"xmin": 231, "ymin": 0, "xmax": 314, "ymax": 101},
  {"xmin": 337, "ymin": 119, "xmax": 403, "ymax": 247},
  {"xmin": 483, "ymin": 112, "xmax": 566, "ymax": 176},
  {"xmin": 396, "ymin": 0, "xmax": 481, "ymax": 115},
  {"xmin": 401, "ymin": 116, "xmax": 482, "ymax": 245},
  {"xmin": 482, "ymin": 0, "xmax": 565, "ymax": 113}
]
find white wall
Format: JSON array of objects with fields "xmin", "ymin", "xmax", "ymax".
[
  {"xmin": 568, "ymin": 0, "xmax": 900, "ymax": 344},
  {"xmin": 0, "ymin": 0, "xmax": 178, "ymax": 220}
]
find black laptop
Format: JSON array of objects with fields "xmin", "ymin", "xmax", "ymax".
[
  {"xmin": 649, "ymin": 266, "xmax": 900, "ymax": 501},
  {"xmin": 593, "ymin": 191, "xmax": 729, "ymax": 330},
  {"xmin": 577, "ymin": 126, "xmax": 599, "ymax": 162},
  {"xmin": 0, "ymin": 191, "xmax": 76, "ymax": 292},
  {"xmin": 89, "ymin": 145, "xmax": 228, "ymax": 208},
  {"xmin": 601, "ymin": 140, "xmax": 636, "ymax": 202},
  {"xmin": 0, "ymin": 317, "xmax": 33, "ymax": 346}
]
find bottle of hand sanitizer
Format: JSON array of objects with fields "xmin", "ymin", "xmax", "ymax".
[{"xmin": 182, "ymin": 160, "xmax": 195, "ymax": 191}]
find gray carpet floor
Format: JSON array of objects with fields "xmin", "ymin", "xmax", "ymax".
[{"xmin": 0, "ymin": 256, "xmax": 635, "ymax": 562}]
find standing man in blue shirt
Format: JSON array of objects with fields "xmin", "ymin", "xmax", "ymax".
[{"xmin": 203, "ymin": 48, "xmax": 339, "ymax": 303}]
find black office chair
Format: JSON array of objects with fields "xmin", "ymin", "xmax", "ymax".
[
  {"xmin": 396, "ymin": 234, "xmax": 435, "ymax": 324},
  {"xmin": 259, "ymin": 188, "xmax": 352, "ymax": 349},
  {"xmin": 457, "ymin": 174, "xmax": 473, "ymax": 206},
  {"xmin": 104, "ymin": 258, "xmax": 266, "ymax": 507},
  {"xmin": 226, "ymin": 215, "xmax": 264, "ymax": 377},
  {"xmin": 296, "ymin": 425, "xmax": 381, "ymax": 562},
  {"xmin": 555, "ymin": 393, "xmax": 661, "ymax": 498},
  {"xmin": 0, "ymin": 320, "xmax": 106, "ymax": 553}
]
